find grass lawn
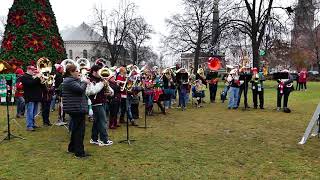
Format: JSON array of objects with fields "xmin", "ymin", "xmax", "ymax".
[{"xmin": 0, "ymin": 81, "xmax": 319, "ymax": 179}]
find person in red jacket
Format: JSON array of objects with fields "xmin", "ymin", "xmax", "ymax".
[
  {"xmin": 298, "ymin": 70, "xmax": 308, "ymax": 91},
  {"xmin": 15, "ymin": 68, "xmax": 25, "ymax": 118}
]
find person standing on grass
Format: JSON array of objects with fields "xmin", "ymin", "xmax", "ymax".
[
  {"xmin": 276, "ymin": 69, "xmax": 293, "ymax": 113},
  {"xmin": 62, "ymin": 64, "xmax": 90, "ymax": 158},
  {"xmin": 87, "ymin": 65, "xmax": 114, "ymax": 147},
  {"xmin": 227, "ymin": 68, "xmax": 240, "ymax": 109},
  {"xmin": 20, "ymin": 66, "xmax": 43, "ymax": 131},
  {"xmin": 15, "ymin": 68, "xmax": 25, "ymax": 118},
  {"xmin": 251, "ymin": 68, "xmax": 265, "ymax": 109},
  {"xmin": 108, "ymin": 74, "xmax": 121, "ymax": 129},
  {"xmin": 298, "ymin": 70, "xmax": 308, "ymax": 91}
]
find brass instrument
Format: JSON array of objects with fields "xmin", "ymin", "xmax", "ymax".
[
  {"xmin": 76, "ymin": 58, "xmax": 90, "ymax": 79},
  {"xmin": 36, "ymin": 57, "xmax": 54, "ymax": 87},
  {"xmin": 61, "ymin": 59, "xmax": 77, "ymax": 72},
  {"xmin": 98, "ymin": 67, "xmax": 112, "ymax": 94},
  {"xmin": 0, "ymin": 60, "xmax": 12, "ymax": 74}
]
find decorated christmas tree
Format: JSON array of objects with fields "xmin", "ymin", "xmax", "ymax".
[{"xmin": 0, "ymin": 0, "xmax": 66, "ymax": 67}]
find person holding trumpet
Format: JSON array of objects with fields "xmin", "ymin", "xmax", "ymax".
[{"xmin": 87, "ymin": 65, "xmax": 114, "ymax": 147}]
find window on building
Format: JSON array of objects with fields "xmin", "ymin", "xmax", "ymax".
[
  {"xmin": 69, "ymin": 50, "xmax": 73, "ymax": 59},
  {"xmin": 83, "ymin": 49, "xmax": 88, "ymax": 59}
]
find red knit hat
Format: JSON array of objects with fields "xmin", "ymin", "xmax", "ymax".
[{"xmin": 15, "ymin": 68, "xmax": 24, "ymax": 75}]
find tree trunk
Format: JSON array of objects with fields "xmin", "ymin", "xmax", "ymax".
[{"xmin": 252, "ymin": 41, "xmax": 260, "ymax": 68}]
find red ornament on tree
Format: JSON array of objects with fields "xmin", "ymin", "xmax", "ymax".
[
  {"xmin": 35, "ymin": 0, "xmax": 46, "ymax": 7},
  {"xmin": 35, "ymin": 11, "xmax": 51, "ymax": 29},
  {"xmin": 51, "ymin": 36, "xmax": 64, "ymax": 52},
  {"xmin": 24, "ymin": 33, "xmax": 46, "ymax": 53},
  {"xmin": 8, "ymin": 10, "xmax": 26, "ymax": 27},
  {"xmin": 1, "ymin": 33, "xmax": 16, "ymax": 52}
]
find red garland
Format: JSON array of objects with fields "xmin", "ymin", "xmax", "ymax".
[
  {"xmin": 35, "ymin": 11, "xmax": 51, "ymax": 29},
  {"xmin": 24, "ymin": 33, "xmax": 46, "ymax": 53},
  {"xmin": 8, "ymin": 10, "xmax": 26, "ymax": 27},
  {"xmin": 35, "ymin": 0, "xmax": 46, "ymax": 7},
  {"xmin": 2, "ymin": 33, "xmax": 16, "ymax": 52},
  {"xmin": 51, "ymin": 36, "xmax": 64, "ymax": 52}
]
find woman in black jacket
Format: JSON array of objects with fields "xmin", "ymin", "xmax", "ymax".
[{"xmin": 62, "ymin": 64, "xmax": 90, "ymax": 158}]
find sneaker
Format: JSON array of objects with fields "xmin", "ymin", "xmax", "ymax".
[
  {"xmin": 55, "ymin": 121, "xmax": 67, "ymax": 126},
  {"xmin": 99, "ymin": 140, "xmax": 113, "ymax": 146},
  {"xmin": 276, "ymin": 107, "xmax": 281, "ymax": 111},
  {"xmin": 89, "ymin": 139, "xmax": 100, "ymax": 145},
  {"xmin": 26, "ymin": 127, "xmax": 35, "ymax": 131}
]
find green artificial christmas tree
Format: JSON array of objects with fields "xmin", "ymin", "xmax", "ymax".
[{"xmin": 0, "ymin": 0, "xmax": 66, "ymax": 67}]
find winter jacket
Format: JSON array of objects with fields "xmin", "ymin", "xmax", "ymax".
[
  {"xmin": 87, "ymin": 75, "xmax": 114, "ymax": 105},
  {"xmin": 20, "ymin": 73, "xmax": 42, "ymax": 103},
  {"xmin": 62, "ymin": 77, "xmax": 88, "ymax": 114}
]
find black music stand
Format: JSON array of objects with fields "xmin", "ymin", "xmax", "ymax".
[
  {"xmin": 119, "ymin": 105, "xmax": 136, "ymax": 145},
  {"xmin": 138, "ymin": 101, "xmax": 152, "ymax": 129},
  {"xmin": 1, "ymin": 84, "xmax": 25, "ymax": 143}
]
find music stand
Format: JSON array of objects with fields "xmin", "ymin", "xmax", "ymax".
[
  {"xmin": 0, "ymin": 74, "xmax": 25, "ymax": 143},
  {"xmin": 119, "ymin": 101, "xmax": 136, "ymax": 145},
  {"xmin": 138, "ymin": 101, "xmax": 152, "ymax": 129}
]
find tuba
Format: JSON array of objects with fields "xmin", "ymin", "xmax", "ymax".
[
  {"xmin": 98, "ymin": 67, "xmax": 112, "ymax": 94},
  {"xmin": 208, "ymin": 57, "xmax": 221, "ymax": 71},
  {"xmin": 76, "ymin": 58, "xmax": 90, "ymax": 79},
  {"xmin": 36, "ymin": 57, "xmax": 53, "ymax": 87},
  {"xmin": 61, "ymin": 59, "xmax": 77, "ymax": 72}
]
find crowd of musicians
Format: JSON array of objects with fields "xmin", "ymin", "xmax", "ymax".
[{"xmin": 12, "ymin": 57, "xmax": 308, "ymax": 158}]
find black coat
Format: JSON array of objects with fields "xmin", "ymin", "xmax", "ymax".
[
  {"xmin": 62, "ymin": 77, "xmax": 88, "ymax": 114},
  {"xmin": 20, "ymin": 73, "xmax": 43, "ymax": 103}
]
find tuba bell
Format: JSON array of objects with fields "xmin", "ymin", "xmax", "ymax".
[
  {"xmin": 36, "ymin": 57, "xmax": 53, "ymax": 86},
  {"xmin": 208, "ymin": 57, "xmax": 221, "ymax": 71},
  {"xmin": 61, "ymin": 59, "xmax": 77, "ymax": 72},
  {"xmin": 98, "ymin": 67, "xmax": 112, "ymax": 94},
  {"xmin": 76, "ymin": 58, "xmax": 90, "ymax": 78}
]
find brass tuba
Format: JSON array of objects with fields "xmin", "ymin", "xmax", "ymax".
[
  {"xmin": 98, "ymin": 67, "xmax": 112, "ymax": 94},
  {"xmin": 76, "ymin": 58, "xmax": 90, "ymax": 78},
  {"xmin": 36, "ymin": 57, "xmax": 53, "ymax": 87}
]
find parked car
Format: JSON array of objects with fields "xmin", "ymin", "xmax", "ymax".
[{"xmin": 308, "ymin": 71, "xmax": 319, "ymax": 75}]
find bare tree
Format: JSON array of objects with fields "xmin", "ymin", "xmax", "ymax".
[
  {"xmin": 138, "ymin": 46, "xmax": 159, "ymax": 66},
  {"xmin": 93, "ymin": 1, "xmax": 136, "ymax": 66},
  {"xmin": 126, "ymin": 17, "xmax": 153, "ymax": 65},
  {"xmin": 220, "ymin": 0, "xmax": 297, "ymax": 68},
  {"xmin": 164, "ymin": 0, "xmax": 214, "ymax": 73}
]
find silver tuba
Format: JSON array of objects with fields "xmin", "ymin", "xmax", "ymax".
[
  {"xmin": 76, "ymin": 58, "xmax": 90, "ymax": 78},
  {"xmin": 61, "ymin": 59, "xmax": 77, "ymax": 72}
]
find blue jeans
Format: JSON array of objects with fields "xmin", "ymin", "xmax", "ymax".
[
  {"xmin": 164, "ymin": 89, "xmax": 174, "ymax": 108},
  {"xmin": 25, "ymin": 102, "xmax": 39, "ymax": 128},
  {"xmin": 50, "ymin": 95, "xmax": 56, "ymax": 111},
  {"xmin": 92, "ymin": 104, "xmax": 109, "ymax": 143},
  {"xmin": 15, "ymin": 97, "xmax": 25, "ymax": 116},
  {"xmin": 228, "ymin": 87, "xmax": 239, "ymax": 108},
  {"xmin": 120, "ymin": 97, "xmax": 133, "ymax": 121},
  {"xmin": 179, "ymin": 90, "xmax": 187, "ymax": 108}
]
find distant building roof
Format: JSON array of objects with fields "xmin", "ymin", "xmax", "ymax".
[{"xmin": 61, "ymin": 22, "xmax": 103, "ymax": 42}]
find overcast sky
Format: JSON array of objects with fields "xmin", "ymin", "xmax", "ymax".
[{"xmin": 0, "ymin": 0, "xmax": 182, "ymax": 52}]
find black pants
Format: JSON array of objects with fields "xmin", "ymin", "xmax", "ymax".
[
  {"xmin": 209, "ymin": 84, "xmax": 218, "ymax": 102},
  {"xmin": 157, "ymin": 101, "xmax": 165, "ymax": 114},
  {"xmin": 68, "ymin": 113, "xmax": 86, "ymax": 156},
  {"xmin": 238, "ymin": 84, "xmax": 249, "ymax": 108},
  {"xmin": 41, "ymin": 101, "xmax": 51, "ymax": 124},
  {"xmin": 252, "ymin": 89, "xmax": 264, "ymax": 108},
  {"xmin": 277, "ymin": 88, "xmax": 291, "ymax": 108},
  {"xmin": 299, "ymin": 82, "xmax": 307, "ymax": 90},
  {"xmin": 131, "ymin": 103, "xmax": 139, "ymax": 119}
]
